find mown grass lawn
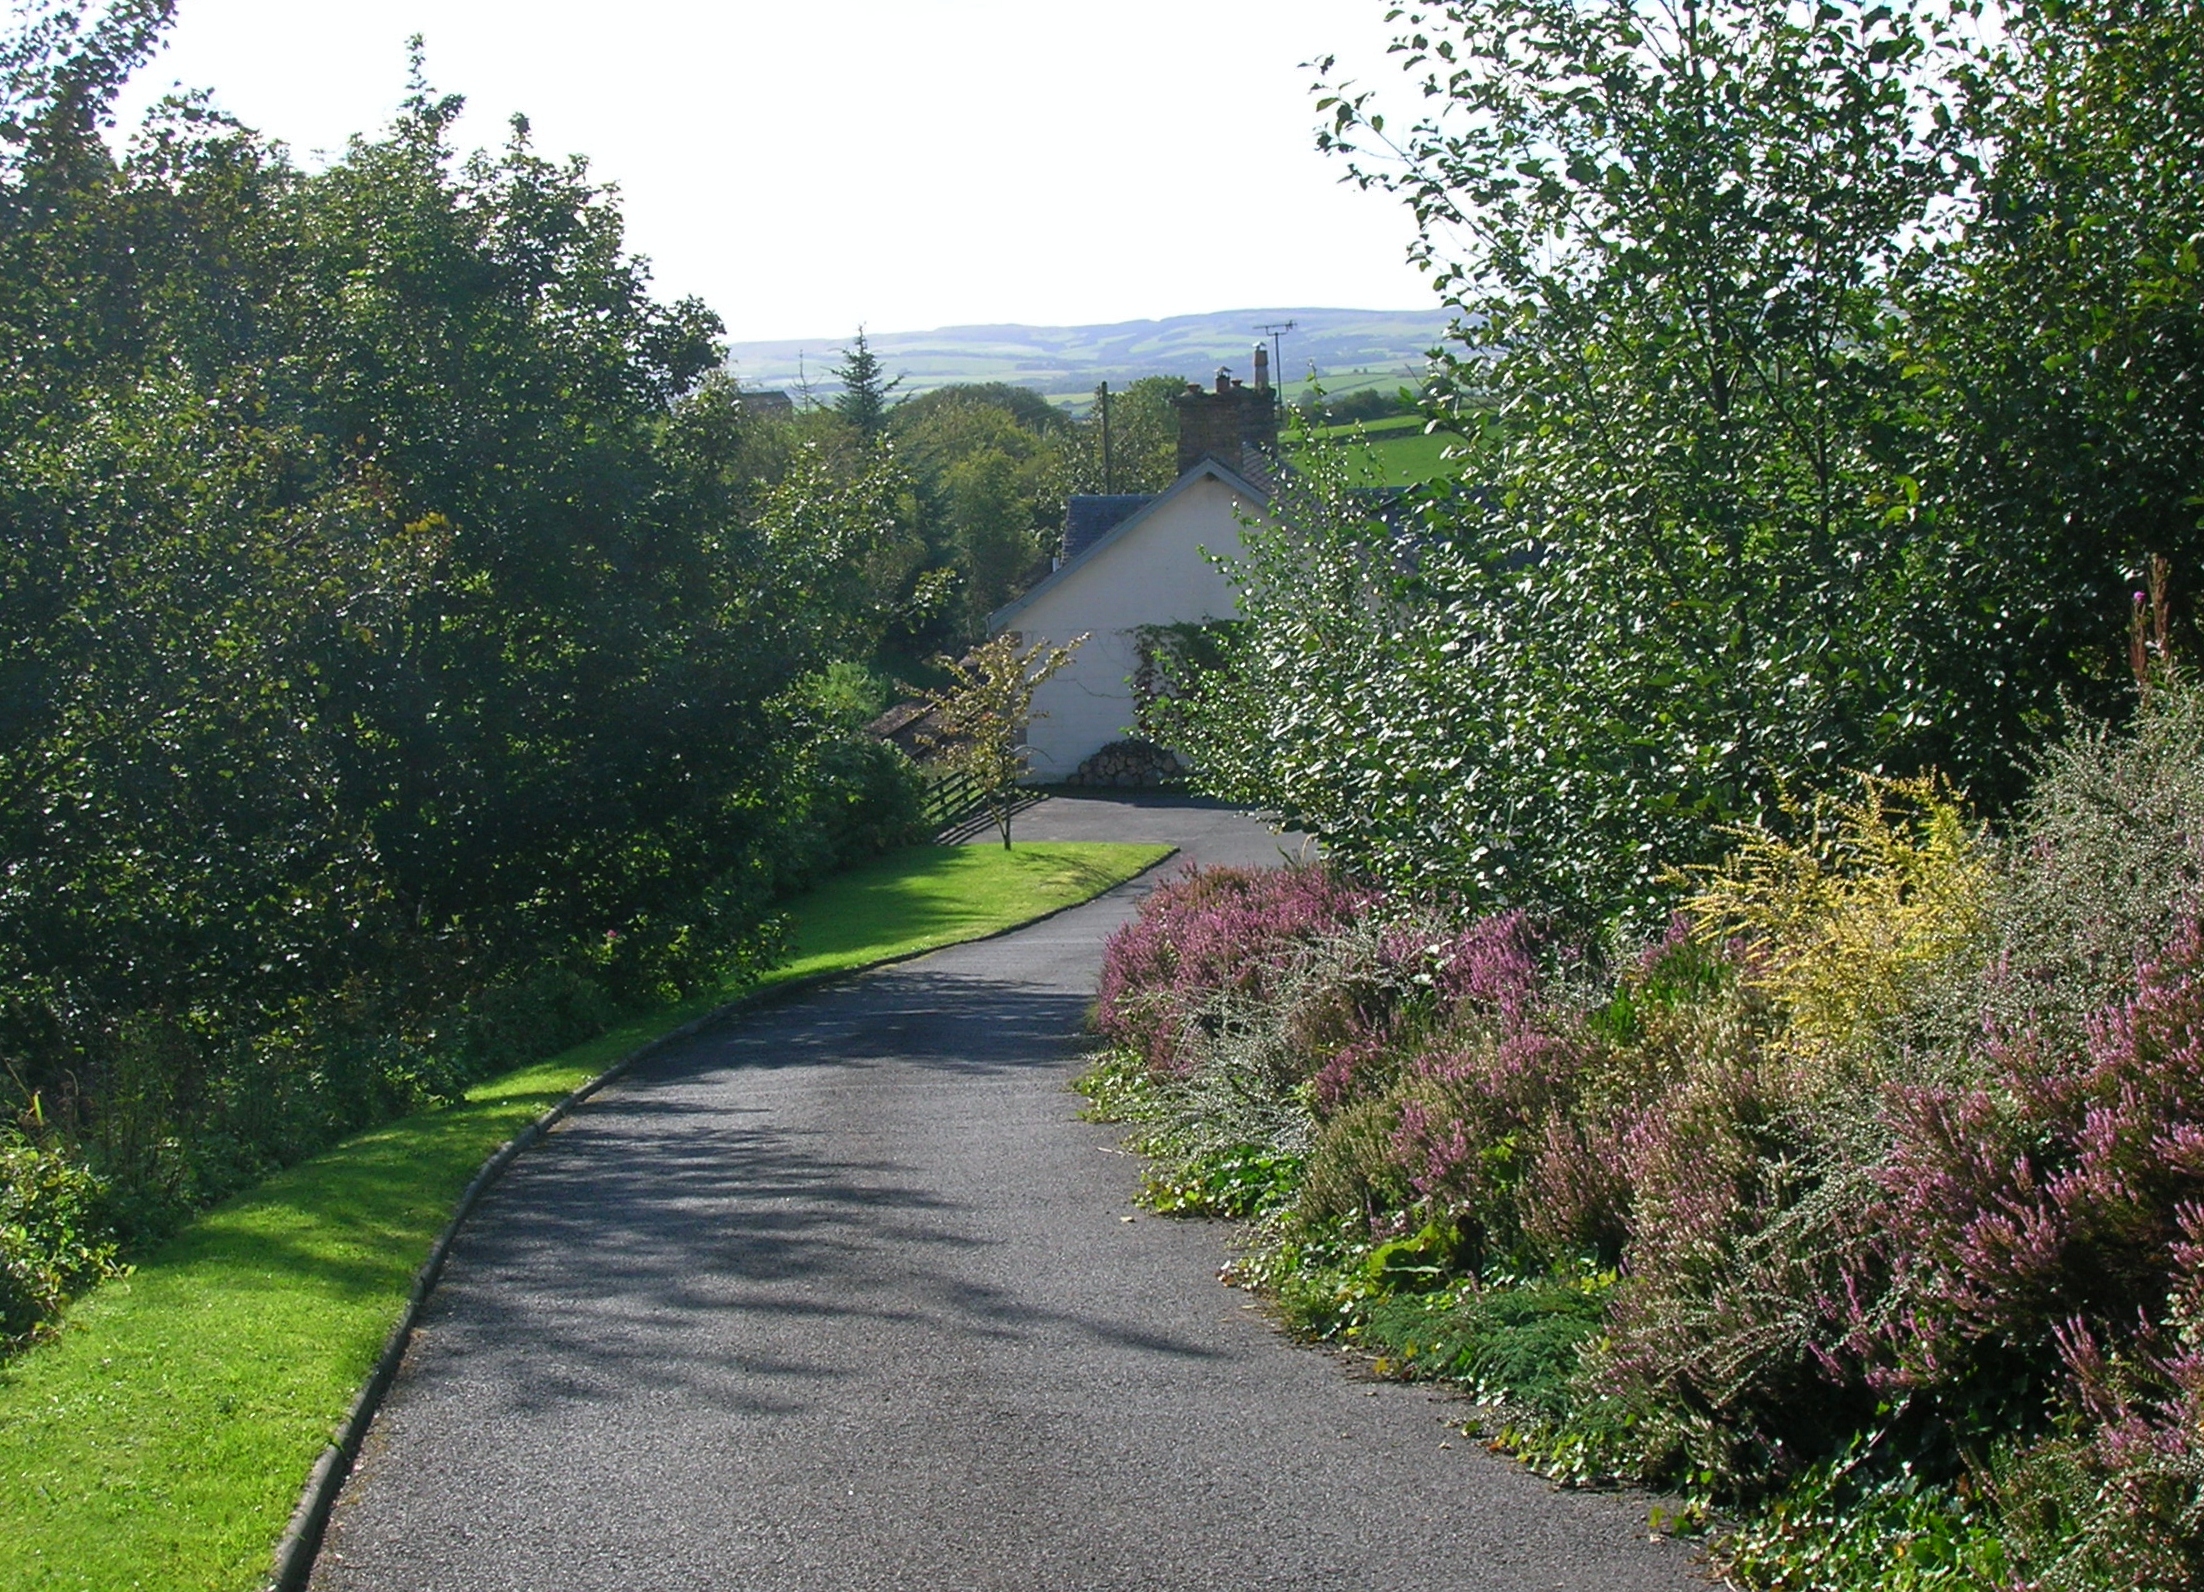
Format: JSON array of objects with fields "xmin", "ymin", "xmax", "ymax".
[{"xmin": 0, "ymin": 839, "xmax": 1169, "ymax": 1592}]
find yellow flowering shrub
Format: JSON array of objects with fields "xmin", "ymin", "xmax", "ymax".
[{"xmin": 1684, "ymin": 776, "xmax": 1988, "ymax": 1075}]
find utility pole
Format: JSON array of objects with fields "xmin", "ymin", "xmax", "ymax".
[{"xmin": 1096, "ymin": 380, "xmax": 1113, "ymax": 494}]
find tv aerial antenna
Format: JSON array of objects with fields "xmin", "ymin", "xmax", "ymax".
[{"xmin": 1254, "ymin": 320, "xmax": 1296, "ymax": 384}]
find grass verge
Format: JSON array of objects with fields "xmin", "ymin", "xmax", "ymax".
[{"xmin": 0, "ymin": 839, "xmax": 1169, "ymax": 1592}]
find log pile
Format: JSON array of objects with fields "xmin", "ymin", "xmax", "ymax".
[{"xmin": 1064, "ymin": 739, "xmax": 1185, "ymax": 789}]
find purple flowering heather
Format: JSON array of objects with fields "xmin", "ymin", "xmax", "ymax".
[
  {"xmin": 1520, "ymin": 1115, "xmax": 1633, "ymax": 1264},
  {"xmin": 1391, "ymin": 1095, "xmax": 1480, "ymax": 1199},
  {"xmin": 1429, "ymin": 910, "xmax": 1543, "ymax": 1021},
  {"xmin": 1093, "ymin": 864, "xmax": 1377, "ymax": 1074},
  {"xmin": 1311, "ymin": 1034, "xmax": 1393, "ymax": 1115},
  {"xmin": 1089, "ymin": 773, "xmax": 2204, "ymax": 1543},
  {"xmin": 1305, "ymin": 909, "xmax": 1551, "ymax": 1117},
  {"xmin": 1380, "ymin": 1014, "xmax": 1601, "ymax": 1256},
  {"xmin": 1875, "ymin": 917, "xmax": 2204, "ymax": 1385}
]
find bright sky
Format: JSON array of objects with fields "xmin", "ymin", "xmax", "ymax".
[{"xmin": 110, "ymin": 1, "xmax": 1436, "ymax": 342}]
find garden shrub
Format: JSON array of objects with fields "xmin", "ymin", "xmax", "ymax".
[
  {"xmin": 1684, "ymin": 775, "xmax": 1989, "ymax": 1082},
  {"xmin": 1992, "ymin": 1284, "xmax": 2204, "ymax": 1592},
  {"xmin": 1093, "ymin": 864, "xmax": 1377, "ymax": 1074},
  {"xmin": 1382, "ymin": 1027, "xmax": 1598, "ymax": 1275},
  {"xmin": 770, "ymin": 732, "xmax": 930, "ymax": 896},
  {"xmin": 0, "ymin": 1133, "xmax": 117, "ymax": 1351},
  {"xmin": 1974, "ymin": 673, "xmax": 2204, "ymax": 1055},
  {"xmin": 1085, "ymin": 678, "xmax": 2204, "ymax": 1585},
  {"xmin": 1109, "ymin": 911, "xmax": 1431, "ymax": 1221},
  {"xmin": 1871, "ymin": 916, "xmax": 2204, "ymax": 1410},
  {"xmin": 1365, "ymin": 1276, "xmax": 1609, "ymax": 1422},
  {"xmin": 460, "ymin": 967, "xmax": 618, "ymax": 1080},
  {"xmin": 1301, "ymin": 1098, "xmax": 1415, "ymax": 1231},
  {"xmin": 1714, "ymin": 1447, "xmax": 2009, "ymax": 1592},
  {"xmin": 0, "ymin": 8, "xmax": 948, "ymax": 1260}
]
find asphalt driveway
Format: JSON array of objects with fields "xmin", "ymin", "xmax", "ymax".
[{"xmin": 311, "ymin": 795, "xmax": 1705, "ymax": 1592}]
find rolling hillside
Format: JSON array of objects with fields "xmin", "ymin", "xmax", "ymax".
[{"xmin": 724, "ymin": 307, "xmax": 1455, "ymax": 408}]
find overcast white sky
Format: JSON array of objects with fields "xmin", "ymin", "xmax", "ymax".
[{"xmin": 110, "ymin": 1, "xmax": 1435, "ymax": 342}]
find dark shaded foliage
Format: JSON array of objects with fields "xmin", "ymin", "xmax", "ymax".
[{"xmin": 0, "ymin": 5, "xmax": 924, "ymax": 1320}]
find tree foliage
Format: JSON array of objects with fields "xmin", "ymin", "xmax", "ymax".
[
  {"xmin": 915, "ymin": 632, "xmax": 1085, "ymax": 848},
  {"xmin": 0, "ymin": 8, "xmax": 922, "ymax": 1247},
  {"xmin": 813, "ymin": 373, "xmax": 1192, "ymax": 649},
  {"xmin": 830, "ymin": 325, "xmax": 901, "ymax": 440},
  {"xmin": 891, "ymin": 392, "xmax": 1060, "ymax": 631},
  {"xmin": 1055, "ymin": 375, "xmax": 1186, "ymax": 498},
  {"xmin": 1179, "ymin": 0, "xmax": 2204, "ymax": 927}
]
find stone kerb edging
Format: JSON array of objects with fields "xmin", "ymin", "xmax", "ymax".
[{"xmin": 264, "ymin": 845, "xmax": 1178, "ymax": 1592}]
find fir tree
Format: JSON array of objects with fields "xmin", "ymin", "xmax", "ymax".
[{"xmin": 831, "ymin": 326, "xmax": 902, "ymax": 440}]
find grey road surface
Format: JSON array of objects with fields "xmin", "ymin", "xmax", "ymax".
[{"xmin": 312, "ymin": 795, "xmax": 1705, "ymax": 1592}]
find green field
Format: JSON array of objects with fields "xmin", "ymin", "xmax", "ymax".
[
  {"xmin": 0, "ymin": 840, "xmax": 1170, "ymax": 1592},
  {"xmin": 1295, "ymin": 414, "xmax": 1464, "ymax": 487}
]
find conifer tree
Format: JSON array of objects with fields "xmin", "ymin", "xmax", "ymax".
[{"xmin": 831, "ymin": 326, "xmax": 901, "ymax": 440}]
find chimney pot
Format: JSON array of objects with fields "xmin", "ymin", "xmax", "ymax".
[{"xmin": 1173, "ymin": 361, "xmax": 1284, "ymax": 475}]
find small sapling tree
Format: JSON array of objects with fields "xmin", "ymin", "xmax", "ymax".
[{"xmin": 918, "ymin": 632, "xmax": 1086, "ymax": 848}]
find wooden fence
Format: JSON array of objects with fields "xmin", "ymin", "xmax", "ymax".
[{"xmin": 920, "ymin": 767, "xmax": 994, "ymax": 836}]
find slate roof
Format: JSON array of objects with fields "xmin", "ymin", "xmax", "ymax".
[
  {"xmin": 863, "ymin": 698, "xmax": 942, "ymax": 757},
  {"xmin": 1226, "ymin": 442, "xmax": 1278, "ymax": 498},
  {"xmin": 1062, "ymin": 494, "xmax": 1157, "ymax": 562},
  {"xmin": 992, "ymin": 456, "xmax": 1271, "ymax": 633}
]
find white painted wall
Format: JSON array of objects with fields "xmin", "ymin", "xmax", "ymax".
[{"xmin": 996, "ymin": 469, "xmax": 1261, "ymax": 781}]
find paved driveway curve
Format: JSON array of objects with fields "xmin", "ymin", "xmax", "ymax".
[{"xmin": 313, "ymin": 796, "xmax": 1704, "ymax": 1591}]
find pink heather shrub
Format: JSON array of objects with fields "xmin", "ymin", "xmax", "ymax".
[
  {"xmin": 1875, "ymin": 917, "xmax": 2204, "ymax": 1389},
  {"xmin": 1514, "ymin": 929, "xmax": 1758, "ymax": 1274},
  {"xmin": 1391, "ymin": 1093, "xmax": 1478, "ymax": 1200},
  {"xmin": 1380, "ymin": 1028, "xmax": 1604, "ymax": 1265},
  {"xmin": 1519, "ymin": 1114, "xmax": 1632, "ymax": 1265},
  {"xmin": 1606, "ymin": 1055, "xmax": 1789, "ymax": 1344},
  {"xmin": 1310, "ymin": 1034, "xmax": 1392, "ymax": 1115},
  {"xmin": 2057, "ymin": 1211, "xmax": 2204, "ymax": 1474},
  {"xmin": 1515, "ymin": 934, "xmax": 1901, "ymax": 1490},
  {"xmin": 1091, "ymin": 688, "xmax": 2204, "ymax": 1551},
  {"xmin": 1093, "ymin": 863, "xmax": 1377, "ymax": 1074},
  {"xmin": 1996, "ymin": 1209, "xmax": 2204, "ymax": 1589},
  {"xmin": 1333, "ymin": 911, "xmax": 1597, "ymax": 1259},
  {"xmin": 1426, "ymin": 910, "xmax": 1543, "ymax": 1022},
  {"xmin": 1630, "ymin": 913, "xmax": 1697, "ymax": 981},
  {"xmin": 1306, "ymin": 908, "xmax": 1551, "ymax": 1118}
]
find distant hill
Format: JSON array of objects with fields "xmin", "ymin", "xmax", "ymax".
[{"xmin": 722, "ymin": 307, "xmax": 1456, "ymax": 409}]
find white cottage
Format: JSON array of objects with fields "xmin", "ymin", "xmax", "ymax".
[{"xmin": 988, "ymin": 363, "xmax": 1280, "ymax": 782}]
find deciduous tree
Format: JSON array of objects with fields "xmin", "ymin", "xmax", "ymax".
[
  {"xmin": 916, "ymin": 633, "xmax": 1085, "ymax": 849},
  {"xmin": 1185, "ymin": 0, "xmax": 2204, "ymax": 927}
]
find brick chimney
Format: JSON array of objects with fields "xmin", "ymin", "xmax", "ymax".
[{"xmin": 1172, "ymin": 364, "xmax": 1279, "ymax": 476}]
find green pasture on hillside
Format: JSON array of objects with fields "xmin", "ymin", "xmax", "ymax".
[
  {"xmin": 0, "ymin": 840, "xmax": 1169, "ymax": 1592},
  {"xmin": 1295, "ymin": 416, "xmax": 1462, "ymax": 487}
]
